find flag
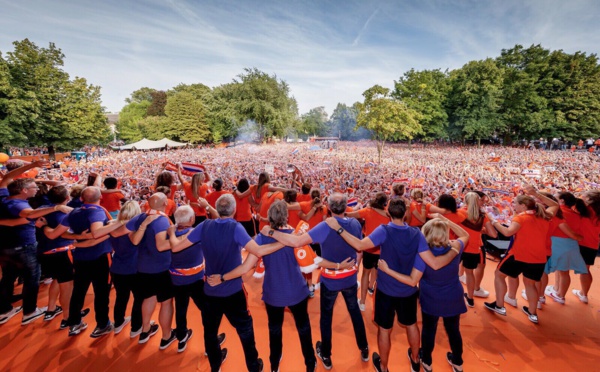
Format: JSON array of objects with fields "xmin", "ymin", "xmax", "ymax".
[
  {"xmin": 347, "ymin": 197, "xmax": 358, "ymax": 207},
  {"xmin": 165, "ymin": 162, "xmax": 206, "ymax": 177},
  {"xmin": 291, "ymin": 148, "xmax": 299, "ymax": 155}
]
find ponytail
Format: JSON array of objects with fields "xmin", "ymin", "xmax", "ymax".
[
  {"xmin": 575, "ymin": 198, "xmax": 590, "ymax": 218},
  {"xmin": 535, "ymin": 202, "xmax": 551, "ymax": 220},
  {"xmin": 465, "ymin": 192, "xmax": 481, "ymax": 222}
]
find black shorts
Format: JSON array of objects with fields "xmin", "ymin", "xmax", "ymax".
[
  {"xmin": 362, "ymin": 251, "xmax": 380, "ymax": 270},
  {"xmin": 374, "ymin": 289, "xmax": 418, "ymax": 328},
  {"xmin": 498, "ymin": 255, "xmax": 545, "ymax": 281},
  {"xmin": 39, "ymin": 252, "xmax": 74, "ymax": 283},
  {"xmin": 460, "ymin": 252, "xmax": 483, "ymax": 270},
  {"xmin": 240, "ymin": 219, "xmax": 256, "ymax": 237},
  {"xmin": 579, "ymin": 246, "xmax": 597, "ymax": 266},
  {"xmin": 137, "ymin": 271, "xmax": 174, "ymax": 302},
  {"xmin": 310, "ymin": 243, "xmax": 321, "ymax": 257}
]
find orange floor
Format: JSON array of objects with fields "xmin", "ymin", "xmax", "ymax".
[{"xmin": 1, "ymin": 259, "xmax": 599, "ymax": 372}]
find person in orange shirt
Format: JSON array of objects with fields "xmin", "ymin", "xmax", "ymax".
[
  {"xmin": 257, "ymin": 190, "xmax": 284, "ymax": 231},
  {"xmin": 572, "ymin": 190, "xmax": 600, "ymax": 303},
  {"xmin": 484, "ymin": 195, "xmax": 551, "ymax": 324},
  {"xmin": 205, "ymin": 179, "xmax": 227, "ymax": 210},
  {"xmin": 100, "ymin": 177, "xmax": 127, "ymax": 219},
  {"xmin": 407, "ymin": 189, "xmax": 427, "ymax": 227},
  {"xmin": 296, "ymin": 183, "xmax": 312, "ymax": 203},
  {"xmin": 177, "ymin": 164, "xmax": 209, "ymax": 226},
  {"xmin": 345, "ymin": 192, "xmax": 390, "ymax": 310},
  {"xmin": 298, "ymin": 188, "xmax": 328, "ymax": 297},
  {"xmin": 156, "ymin": 186, "xmax": 177, "ymax": 219},
  {"xmin": 155, "ymin": 171, "xmax": 181, "ymax": 201},
  {"xmin": 233, "ymin": 178, "xmax": 255, "ymax": 237}
]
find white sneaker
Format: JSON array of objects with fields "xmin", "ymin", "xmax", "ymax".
[
  {"xmin": 314, "ymin": 283, "xmax": 320, "ymax": 291},
  {"xmin": 357, "ymin": 299, "xmax": 366, "ymax": 312},
  {"xmin": 544, "ymin": 285, "xmax": 556, "ymax": 296},
  {"xmin": 521, "ymin": 289, "xmax": 528, "ymax": 301},
  {"xmin": 504, "ymin": 294, "xmax": 517, "ymax": 308},
  {"xmin": 537, "ymin": 301, "xmax": 543, "ymax": 310},
  {"xmin": 572, "ymin": 289, "xmax": 588, "ymax": 304},
  {"xmin": 459, "ymin": 275, "xmax": 466, "ymax": 284},
  {"xmin": 0, "ymin": 306, "xmax": 23, "ymax": 325},
  {"xmin": 473, "ymin": 288, "xmax": 489, "ymax": 298},
  {"xmin": 22, "ymin": 307, "xmax": 47, "ymax": 325},
  {"xmin": 548, "ymin": 292, "xmax": 565, "ymax": 304},
  {"xmin": 538, "ymin": 296, "xmax": 546, "ymax": 304}
]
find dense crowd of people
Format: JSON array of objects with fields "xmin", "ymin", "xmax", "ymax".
[{"xmin": 0, "ymin": 141, "xmax": 599, "ymax": 372}]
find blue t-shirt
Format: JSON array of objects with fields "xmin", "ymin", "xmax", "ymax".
[
  {"xmin": 110, "ymin": 234, "xmax": 138, "ymax": 275},
  {"xmin": 126, "ymin": 214, "xmax": 171, "ymax": 274},
  {"xmin": 257, "ymin": 230, "xmax": 310, "ymax": 307},
  {"xmin": 0, "ymin": 198, "xmax": 36, "ymax": 248},
  {"xmin": 187, "ymin": 218, "xmax": 252, "ymax": 297},
  {"xmin": 369, "ymin": 223, "xmax": 427, "ymax": 297},
  {"xmin": 0, "ymin": 188, "xmax": 9, "ymax": 201},
  {"xmin": 308, "ymin": 217, "xmax": 362, "ymax": 291},
  {"xmin": 61, "ymin": 204, "xmax": 112, "ymax": 261},
  {"xmin": 170, "ymin": 227, "xmax": 205, "ymax": 286},
  {"xmin": 418, "ymin": 241, "xmax": 467, "ymax": 317},
  {"xmin": 37, "ymin": 205, "xmax": 73, "ymax": 252}
]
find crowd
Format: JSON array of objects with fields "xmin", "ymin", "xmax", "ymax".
[{"xmin": 0, "ymin": 141, "xmax": 599, "ymax": 372}]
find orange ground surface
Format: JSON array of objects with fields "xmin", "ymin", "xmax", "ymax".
[{"xmin": 1, "ymin": 259, "xmax": 599, "ymax": 372}]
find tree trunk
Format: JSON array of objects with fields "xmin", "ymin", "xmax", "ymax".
[
  {"xmin": 48, "ymin": 145, "xmax": 56, "ymax": 161},
  {"xmin": 477, "ymin": 138, "xmax": 481, "ymax": 147}
]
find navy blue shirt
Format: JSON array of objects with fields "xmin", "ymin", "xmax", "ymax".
[
  {"xmin": 110, "ymin": 234, "xmax": 138, "ymax": 275},
  {"xmin": 126, "ymin": 214, "xmax": 171, "ymax": 274},
  {"xmin": 61, "ymin": 204, "xmax": 112, "ymax": 261},
  {"xmin": 0, "ymin": 198, "xmax": 36, "ymax": 248},
  {"xmin": 37, "ymin": 205, "xmax": 73, "ymax": 252},
  {"xmin": 170, "ymin": 227, "xmax": 205, "ymax": 286}
]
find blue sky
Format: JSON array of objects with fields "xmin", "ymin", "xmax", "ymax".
[{"xmin": 2, "ymin": 0, "xmax": 599, "ymax": 116}]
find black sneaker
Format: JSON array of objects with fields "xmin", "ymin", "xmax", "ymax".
[
  {"xmin": 159, "ymin": 330, "xmax": 177, "ymax": 350},
  {"xmin": 315, "ymin": 341, "xmax": 332, "ymax": 370},
  {"xmin": 407, "ymin": 348, "xmax": 420, "ymax": 372},
  {"xmin": 138, "ymin": 323, "xmax": 159, "ymax": 344},
  {"xmin": 177, "ymin": 329, "xmax": 193, "ymax": 353},
  {"xmin": 484, "ymin": 301, "xmax": 507, "ymax": 316},
  {"xmin": 368, "ymin": 287, "xmax": 375, "ymax": 295},
  {"xmin": 446, "ymin": 352, "xmax": 463, "ymax": 372},
  {"xmin": 60, "ymin": 320, "xmax": 68, "ymax": 330},
  {"xmin": 220, "ymin": 348, "xmax": 228, "ymax": 365},
  {"xmin": 372, "ymin": 352, "xmax": 383, "ymax": 372},
  {"xmin": 90, "ymin": 321, "xmax": 114, "ymax": 338},
  {"xmin": 360, "ymin": 346, "xmax": 369, "ymax": 362},
  {"xmin": 218, "ymin": 332, "xmax": 226, "ymax": 345},
  {"xmin": 522, "ymin": 306, "xmax": 539, "ymax": 324},
  {"xmin": 44, "ymin": 306, "xmax": 63, "ymax": 321},
  {"xmin": 257, "ymin": 357, "xmax": 264, "ymax": 372},
  {"xmin": 464, "ymin": 293, "xmax": 474, "ymax": 308},
  {"xmin": 80, "ymin": 308, "xmax": 91, "ymax": 318},
  {"xmin": 68, "ymin": 321, "xmax": 88, "ymax": 336}
]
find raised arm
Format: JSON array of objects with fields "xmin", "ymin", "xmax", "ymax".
[{"xmin": 0, "ymin": 160, "xmax": 49, "ymax": 187}]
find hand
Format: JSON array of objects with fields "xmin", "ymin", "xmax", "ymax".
[
  {"xmin": 378, "ymin": 259, "xmax": 389, "ymax": 272},
  {"xmin": 523, "ymin": 184, "xmax": 537, "ymax": 195},
  {"xmin": 72, "ymin": 229, "xmax": 92, "ymax": 240},
  {"xmin": 176, "ymin": 162, "xmax": 182, "ymax": 170},
  {"xmin": 427, "ymin": 212, "xmax": 444, "ymax": 220},
  {"xmin": 198, "ymin": 198, "xmax": 209, "ymax": 208},
  {"xmin": 338, "ymin": 257, "xmax": 356, "ymax": 270},
  {"xmin": 31, "ymin": 160, "xmax": 51, "ymax": 169},
  {"xmin": 36, "ymin": 217, "xmax": 47, "ymax": 228},
  {"xmin": 206, "ymin": 274, "xmax": 222, "ymax": 287},
  {"xmin": 167, "ymin": 224, "xmax": 177, "ymax": 236},
  {"xmin": 141, "ymin": 214, "xmax": 159, "ymax": 228},
  {"xmin": 56, "ymin": 205, "xmax": 73, "ymax": 214},
  {"xmin": 260, "ymin": 225, "xmax": 271, "ymax": 236},
  {"xmin": 325, "ymin": 217, "xmax": 341, "ymax": 230}
]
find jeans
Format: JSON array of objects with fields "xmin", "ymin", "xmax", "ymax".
[
  {"xmin": 319, "ymin": 282, "xmax": 368, "ymax": 358},
  {"xmin": 0, "ymin": 243, "xmax": 40, "ymax": 314},
  {"xmin": 67, "ymin": 254, "xmax": 110, "ymax": 328},
  {"xmin": 112, "ymin": 272, "xmax": 142, "ymax": 331},
  {"xmin": 421, "ymin": 312, "xmax": 463, "ymax": 365},
  {"xmin": 265, "ymin": 297, "xmax": 316, "ymax": 370},
  {"xmin": 202, "ymin": 289, "xmax": 260, "ymax": 372},
  {"xmin": 173, "ymin": 279, "xmax": 205, "ymax": 340}
]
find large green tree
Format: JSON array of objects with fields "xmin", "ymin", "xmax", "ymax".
[
  {"xmin": 115, "ymin": 100, "xmax": 150, "ymax": 142},
  {"xmin": 164, "ymin": 91, "xmax": 210, "ymax": 143},
  {"xmin": 298, "ymin": 106, "xmax": 329, "ymax": 138},
  {"xmin": 356, "ymin": 85, "xmax": 421, "ymax": 163}
]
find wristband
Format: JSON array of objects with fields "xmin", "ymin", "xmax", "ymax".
[
  {"xmin": 268, "ymin": 229, "xmax": 275, "ymax": 236},
  {"xmin": 220, "ymin": 274, "xmax": 226, "ymax": 283},
  {"xmin": 336, "ymin": 227, "xmax": 344, "ymax": 235}
]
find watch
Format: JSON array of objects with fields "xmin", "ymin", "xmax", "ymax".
[
  {"xmin": 336, "ymin": 227, "xmax": 344, "ymax": 235},
  {"xmin": 268, "ymin": 229, "xmax": 275, "ymax": 236},
  {"xmin": 220, "ymin": 274, "xmax": 225, "ymax": 283}
]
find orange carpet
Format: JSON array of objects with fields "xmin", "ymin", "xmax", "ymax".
[{"xmin": 1, "ymin": 260, "xmax": 599, "ymax": 372}]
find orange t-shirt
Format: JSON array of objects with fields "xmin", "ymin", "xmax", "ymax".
[
  {"xmin": 358, "ymin": 207, "xmax": 390, "ymax": 254},
  {"xmin": 205, "ymin": 190, "xmax": 227, "ymax": 208},
  {"xmin": 183, "ymin": 182, "xmax": 208, "ymax": 216},
  {"xmin": 457, "ymin": 209, "xmax": 489, "ymax": 254},
  {"xmin": 165, "ymin": 199, "xmax": 176, "ymax": 217},
  {"xmin": 258, "ymin": 191, "xmax": 283, "ymax": 230},
  {"xmin": 299, "ymin": 201, "xmax": 328, "ymax": 230},
  {"xmin": 100, "ymin": 191, "xmax": 124, "ymax": 212},
  {"xmin": 579, "ymin": 209, "xmax": 600, "ymax": 249},
  {"xmin": 553, "ymin": 206, "xmax": 581, "ymax": 238},
  {"xmin": 408, "ymin": 202, "xmax": 429, "ymax": 227},
  {"xmin": 510, "ymin": 211, "xmax": 550, "ymax": 263},
  {"xmin": 287, "ymin": 204, "xmax": 302, "ymax": 229},
  {"xmin": 296, "ymin": 194, "xmax": 312, "ymax": 203},
  {"xmin": 234, "ymin": 193, "xmax": 253, "ymax": 222}
]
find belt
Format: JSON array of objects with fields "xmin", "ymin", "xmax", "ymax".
[
  {"xmin": 169, "ymin": 262, "xmax": 205, "ymax": 276},
  {"xmin": 322, "ymin": 265, "xmax": 358, "ymax": 279}
]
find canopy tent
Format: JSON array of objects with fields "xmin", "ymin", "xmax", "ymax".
[{"xmin": 112, "ymin": 138, "xmax": 188, "ymax": 151}]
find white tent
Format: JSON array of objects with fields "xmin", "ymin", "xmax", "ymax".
[{"xmin": 113, "ymin": 138, "xmax": 188, "ymax": 150}]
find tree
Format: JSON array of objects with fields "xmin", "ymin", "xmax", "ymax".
[
  {"xmin": 393, "ymin": 69, "xmax": 450, "ymax": 140},
  {"xmin": 328, "ymin": 103, "xmax": 371, "ymax": 140},
  {"xmin": 147, "ymin": 90, "xmax": 167, "ymax": 116},
  {"xmin": 164, "ymin": 92, "xmax": 210, "ymax": 143},
  {"xmin": 356, "ymin": 85, "xmax": 422, "ymax": 163},
  {"xmin": 298, "ymin": 106, "xmax": 329, "ymax": 138},
  {"xmin": 125, "ymin": 87, "xmax": 156, "ymax": 104},
  {"xmin": 115, "ymin": 100, "xmax": 150, "ymax": 142},
  {"xmin": 447, "ymin": 59, "xmax": 504, "ymax": 145},
  {"xmin": 0, "ymin": 52, "xmax": 29, "ymax": 148}
]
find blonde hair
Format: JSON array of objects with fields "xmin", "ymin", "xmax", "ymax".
[
  {"xmin": 411, "ymin": 188, "xmax": 423, "ymax": 202},
  {"xmin": 191, "ymin": 172, "xmax": 205, "ymax": 200},
  {"xmin": 422, "ymin": 218, "xmax": 449, "ymax": 248},
  {"xmin": 464, "ymin": 192, "xmax": 481, "ymax": 222},
  {"xmin": 118, "ymin": 201, "xmax": 142, "ymax": 222}
]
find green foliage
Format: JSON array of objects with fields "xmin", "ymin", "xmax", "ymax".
[
  {"xmin": 327, "ymin": 103, "xmax": 371, "ymax": 140},
  {"xmin": 115, "ymin": 100, "xmax": 150, "ymax": 143},
  {"xmin": 147, "ymin": 90, "xmax": 167, "ymax": 116},
  {"xmin": 125, "ymin": 87, "xmax": 156, "ymax": 104},
  {"xmin": 298, "ymin": 106, "xmax": 329, "ymax": 137},
  {"xmin": 393, "ymin": 69, "xmax": 450, "ymax": 140},
  {"xmin": 164, "ymin": 91, "xmax": 210, "ymax": 143}
]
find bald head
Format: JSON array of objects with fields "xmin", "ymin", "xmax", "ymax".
[
  {"xmin": 149, "ymin": 192, "xmax": 167, "ymax": 211},
  {"xmin": 82, "ymin": 187, "xmax": 101, "ymax": 204},
  {"xmin": 328, "ymin": 192, "xmax": 347, "ymax": 215}
]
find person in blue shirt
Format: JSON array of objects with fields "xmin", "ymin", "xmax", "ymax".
[
  {"xmin": 325, "ymin": 199, "xmax": 460, "ymax": 372},
  {"xmin": 378, "ymin": 214, "xmax": 469, "ymax": 372},
  {"xmin": 262, "ymin": 193, "xmax": 369, "ymax": 371}
]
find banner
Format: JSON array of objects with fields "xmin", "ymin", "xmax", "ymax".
[{"xmin": 165, "ymin": 162, "xmax": 206, "ymax": 177}]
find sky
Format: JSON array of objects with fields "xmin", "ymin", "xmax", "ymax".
[{"xmin": 2, "ymin": 0, "xmax": 600, "ymax": 116}]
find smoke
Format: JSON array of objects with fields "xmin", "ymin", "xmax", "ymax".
[{"xmin": 235, "ymin": 119, "xmax": 261, "ymax": 143}]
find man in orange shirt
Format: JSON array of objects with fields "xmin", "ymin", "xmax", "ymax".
[{"xmin": 100, "ymin": 177, "xmax": 127, "ymax": 219}]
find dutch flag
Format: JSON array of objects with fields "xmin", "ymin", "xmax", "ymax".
[
  {"xmin": 291, "ymin": 148, "xmax": 299, "ymax": 155},
  {"xmin": 347, "ymin": 197, "xmax": 358, "ymax": 207}
]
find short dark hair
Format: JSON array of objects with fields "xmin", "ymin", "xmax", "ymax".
[
  {"xmin": 7, "ymin": 178, "xmax": 34, "ymax": 196},
  {"xmin": 301, "ymin": 183, "xmax": 311, "ymax": 195},
  {"xmin": 387, "ymin": 199, "xmax": 407, "ymax": 219},
  {"xmin": 283, "ymin": 189, "xmax": 297, "ymax": 203},
  {"xmin": 237, "ymin": 178, "xmax": 250, "ymax": 193},
  {"xmin": 103, "ymin": 177, "xmax": 118, "ymax": 189},
  {"xmin": 212, "ymin": 178, "xmax": 223, "ymax": 191},
  {"xmin": 47, "ymin": 185, "xmax": 69, "ymax": 204},
  {"xmin": 438, "ymin": 194, "xmax": 457, "ymax": 213}
]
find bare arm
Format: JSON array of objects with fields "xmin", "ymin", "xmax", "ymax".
[
  {"xmin": 155, "ymin": 231, "xmax": 171, "ymax": 252},
  {"xmin": 89, "ymin": 220, "xmax": 124, "ymax": 239},
  {"xmin": 129, "ymin": 215, "xmax": 159, "ymax": 245},
  {"xmin": 489, "ymin": 218, "xmax": 521, "ymax": 237},
  {"xmin": 317, "ymin": 257, "xmax": 356, "ymax": 270},
  {"xmin": 260, "ymin": 225, "xmax": 313, "ymax": 247},
  {"xmin": 243, "ymin": 239, "xmax": 286, "ymax": 258},
  {"xmin": 0, "ymin": 160, "xmax": 49, "ymax": 187},
  {"xmin": 72, "ymin": 235, "xmax": 110, "ymax": 248},
  {"xmin": 206, "ymin": 253, "xmax": 260, "ymax": 286},
  {"xmin": 378, "ymin": 260, "xmax": 424, "ymax": 287},
  {"xmin": 0, "ymin": 218, "xmax": 30, "ymax": 226},
  {"xmin": 324, "ymin": 217, "xmax": 375, "ymax": 251},
  {"xmin": 558, "ymin": 222, "xmax": 583, "ymax": 241}
]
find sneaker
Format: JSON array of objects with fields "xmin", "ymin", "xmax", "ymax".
[
  {"xmin": 360, "ymin": 346, "xmax": 369, "ymax": 362},
  {"xmin": 459, "ymin": 274, "xmax": 466, "ymax": 284},
  {"xmin": 257, "ymin": 357, "xmax": 264, "ymax": 372},
  {"xmin": 139, "ymin": 323, "xmax": 159, "ymax": 344},
  {"xmin": 544, "ymin": 285, "xmax": 556, "ymax": 296},
  {"xmin": 218, "ymin": 332, "xmax": 226, "ymax": 345},
  {"xmin": 314, "ymin": 283, "xmax": 320, "ymax": 291},
  {"xmin": 68, "ymin": 321, "xmax": 88, "ymax": 336},
  {"xmin": 221, "ymin": 348, "xmax": 229, "ymax": 365},
  {"xmin": 473, "ymin": 287, "xmax": 489, "ymax": 298},
  {"xmin": 503, "ymin": 294, "xmax": 517, "ymax": 308},
  {"xmin": 368, "ymin": 287, "xmax": 375, "ymax": 296},
  {"xmin": 22, "ymin": 307, "xmax": 47, "ymax": 325},
  {"xmin": 464, "ymin": 293, "xmax": 474, "ymax": 308},
  {"xmin": 572, "ymin": 289, "xmax": 589, "ymax": 304},
  {"xmin": 407, "ymin": 348, "xmax": 420, "ymax": 372},
  {"xmin": 159, "ymin": 330, "xmax": 177, "ymax": 350},
  {"xmin": 522, "ymin": 306, "xmax": 538, "ymax": 324},
  {"xmin": 372, "ymin": 352, "xmax": 383, "ymax": 372},
  {"xmin": 177, "ymin": 329, "xmax": 193, "ymax": 353},
  {"xmin": 114, "ymin": 316, "xmax": 131, "ymax": 335},
  {"xmin": 521, "ymin": 289, "xmax": 528, "ymax": 301},
  {"xmin": 421, "ymin": 358, "xmax": 433, "ymax": 372},
  {"xmin": 446, "ymin": 352, "xmax": 463, "ymax": 372},
  {"xmin": 44, "ymin": 306, "xmax": 63, "ymax": 321},
  {"xmin": 484, "ymin": 301, "xmax": 507, "ymax": 316},
  {"xmin": 549, "ymin": 291, "xmax": 565, "ymax": 304},
  {"xmin": 358, "ymin": 299, "xmax": 366, "ymax": 312},
  {"xmin": 80, "ymin": 308, "xmax": 91, "ymax": 318},
  {"xmin": 60, "ymin": 320, "xmax": 69, "ymax": 330},
  {"xmin": 309, "ymin": 288, "xmax": 315, "ymax": 299},
  {"xmin": 538, "ymin": 296, "xmax": 546, "ymax": 304},
  {"xmin": 0, "ymin": 306, "xmax": 23, "ymax": 325},
  {"xmin": 316, "ymin": 341, "xmax": 332, "ymax": 370},
  {"xmin": 90, "ymin": 321, "xmax": 114, "ymax": 338}
]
